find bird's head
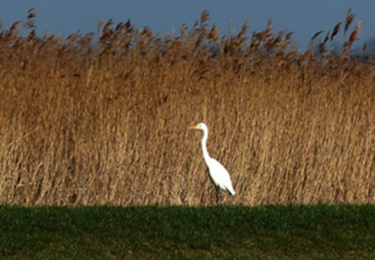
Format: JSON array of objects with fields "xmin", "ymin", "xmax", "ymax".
[{"xmin": 188, "ymin": 123, "xmax": 208, "ymax": 131}]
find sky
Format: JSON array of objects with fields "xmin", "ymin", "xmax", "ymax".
[{"xmin": 0, "ymin": 1, "xmax": 374, "ymax": 51}]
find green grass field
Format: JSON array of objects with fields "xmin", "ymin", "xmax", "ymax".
[{"xmin": 0, "ymin": 205, "xmax": 374, "ymax": 259}]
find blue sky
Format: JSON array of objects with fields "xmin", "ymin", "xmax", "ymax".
[{"xmin": 0, "ymin": 1, "xmax": 374, "ymax": 50}]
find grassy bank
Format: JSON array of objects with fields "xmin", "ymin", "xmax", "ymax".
[{"xmin": 1, "ymin": 205, "xmax": 375, "ymax": 259}]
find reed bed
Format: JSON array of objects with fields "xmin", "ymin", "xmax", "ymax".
[{"xmin": 0, "ymin": 10, "xmax": 375, "ymax": 206}]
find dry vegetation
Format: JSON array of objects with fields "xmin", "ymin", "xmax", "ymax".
[{"xmin": 0, "ymin": 9, "xmax": 375, "ymax": 206}]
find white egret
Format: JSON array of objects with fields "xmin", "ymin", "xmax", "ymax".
[{"xmin": 188, "ymin": 123, "xmax": 235, "ymax": 203}]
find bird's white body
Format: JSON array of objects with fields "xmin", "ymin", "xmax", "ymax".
[
  {"xmin": 206, "ymin": 158, "xmax": 236, "ymax": 195},
  {"xmin": 189, "ymin": 123, "xmax": 235, "ymax": 196}
]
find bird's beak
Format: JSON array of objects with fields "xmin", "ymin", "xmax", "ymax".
[{"xmin": 188, "ymin": 125, "xmax": 198, "ymax": 130}]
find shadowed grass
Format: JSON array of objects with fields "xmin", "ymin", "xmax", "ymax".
[{"xmin": 0, "ymin": 205, "xmax": 375, "ymax": 259}]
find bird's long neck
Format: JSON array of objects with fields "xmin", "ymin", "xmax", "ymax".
[{"xmin": 201, "ymin": 128, "xmax": 211, "ymax": 164}]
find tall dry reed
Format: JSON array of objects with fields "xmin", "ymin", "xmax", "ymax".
[{"xmin": 0, "ymin": 10, "xmax": 375, "ymax": 206}]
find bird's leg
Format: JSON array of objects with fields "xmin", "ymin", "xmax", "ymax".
[{"xmin": 216, "ymin": 187, "xmax": 220, "ymax": 205}]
